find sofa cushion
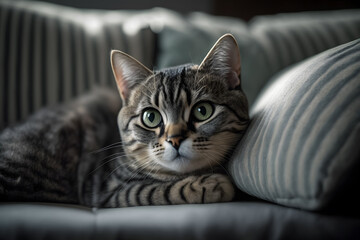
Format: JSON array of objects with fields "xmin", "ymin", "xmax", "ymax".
[
  {"xmin": 248, "ymin": 10, "xmax": 360, "ymax": 104},
  {"xmin": 250, "ymin": 9, "xmax": 360, "ymax": 76},
  {"xmin": 157, "ymin": 10, "xmax": 360, "ymax": 107},
  {"xmin": 0, "ymin": 1, "xmax": 156, "ymax": 130},
  {"xmin": 228, "ymin": 38, "xmax": 360, "ymax": 210},
  {"xmin": 1, "ymin": 202, "xmax": 360, "ymax": 240}
]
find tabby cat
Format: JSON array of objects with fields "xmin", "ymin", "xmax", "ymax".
[{"xmin": 0, "ymin": 34, "xmax": 249, "ymax": 207}]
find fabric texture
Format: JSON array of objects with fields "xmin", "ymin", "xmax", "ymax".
[
  {"xmin": 249, "ymin": 10, "xmax": 360, "ymax": 99},
  {"xmin": 228, "ymin": 38, "xmax": 360, "ymax": 210},
  {"xmin": 1, "ymin": 202, "xmax": 360, "ymax": 240},
  {"xmin": 0, "ymin": 1, "xmax": 156, "ymax": 130}
]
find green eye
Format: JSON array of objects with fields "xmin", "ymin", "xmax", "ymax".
[
  {"xmin": 142, "ymin": 108, "xmax": 162, "ymax": 128},
  {"xmin": 192, "ymin": 102, "xmax": 214, "ymax": 122}
]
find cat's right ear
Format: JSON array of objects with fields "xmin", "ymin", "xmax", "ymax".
[{"xmin": 111, "ymin": 50, "xmax": 153, "ymax": 101}]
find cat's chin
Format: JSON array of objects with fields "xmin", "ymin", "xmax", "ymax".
[{"xmin": 158, "ymin": 156, "xmax": 209, "ymax": 174}]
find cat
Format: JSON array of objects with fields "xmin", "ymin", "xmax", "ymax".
[{"xmin": 0, "ymin": 34, "xmax": 249, "ymax": 207}]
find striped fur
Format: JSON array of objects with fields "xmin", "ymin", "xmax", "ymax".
[
  {"xmin": 0, "ymin": 34, "xmax": 249, "ymax": 207},
  {"xmin": 229, "ymin": 38, "xmax": 360, "ymax": 210},
  {"xmin": 0, "ymin": 89, "xmax": 121, "ymax": 203},
  {"xmin": 91, "ymin": 34, "xmax": 249, "ymax": 207}
]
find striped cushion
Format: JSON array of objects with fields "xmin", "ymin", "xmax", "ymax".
[
  {"xmin": 0, "ymin": 1, "xmax": 156, "ymax": 130},
  {"xmin": 228, "ymin": 39, "xmax": 360, "ymax": 210}
]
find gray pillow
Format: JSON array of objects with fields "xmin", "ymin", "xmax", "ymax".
[{"xmin": 228, "ymin": 38, "xmax": 360, "ymax": 210}]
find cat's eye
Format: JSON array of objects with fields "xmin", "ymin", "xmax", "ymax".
[
  {"xmin": 192, "ymin": 102, "xmax": 214, "ymax": 122},
  {"xmin": 142, "ymin": 108, "xmax": 162, "ymax": 128}
]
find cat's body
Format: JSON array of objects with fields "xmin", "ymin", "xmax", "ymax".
[
  {"xmin": 0, "ymin": 89, "xmax": 121, "ymax": 204},
  {"xmin": 0, "ymin": 34, "xmax": 249, "ymax": 207}
]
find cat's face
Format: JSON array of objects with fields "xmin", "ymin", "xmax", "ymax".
[{"xmin": 111, "ymin": 34, "xmax": 249, "ymax": 174}]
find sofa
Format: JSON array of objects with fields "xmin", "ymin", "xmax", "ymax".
[{"xmin": 1, "ymin": 1, "xmax": 360, "ymax": 239}]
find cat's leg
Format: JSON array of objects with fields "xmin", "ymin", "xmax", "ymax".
[
  {"xmin": 169, "ymin": 173, "xmax": 235, "ymax": 205},
  {"xmin": 101, "ymin": 173, "xmax": 235, "ymax": 207}
]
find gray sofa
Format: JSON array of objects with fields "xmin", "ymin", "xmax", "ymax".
[{"xmin": 1, "ymin": 1, "xmax": 360, "ymax": 239}]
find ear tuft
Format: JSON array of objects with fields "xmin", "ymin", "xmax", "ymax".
[
  {"xmin": 111, "ymin": 50, "xmax": 153, "ymax": 101},
  {"xmin": 199, "ymin": 34, "xmax": 241, "ymax": 90}
]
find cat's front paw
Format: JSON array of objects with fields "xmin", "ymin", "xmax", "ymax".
[
  {"xmin": 198, "ymin": 173, "xmax": 235, "ymax": 203},
  {"xmin": 170, "ymin": 173, "xmax": 235, "ymax": 205}
]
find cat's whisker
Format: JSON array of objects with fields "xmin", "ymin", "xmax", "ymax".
[
  {"xmin": 102, "ymin": 155, "xmax": 149, "ymax": 181},
  {"xmin": 205, "ymin": 156, "xmax": 215, "ymax": 173},
  {"xmin": 203, "ymin": 150, "xmax": 232, "ymax": 177},
  {"xmin": 101, "ymin": 152, "xmax": 127, "ymax": 160},
  {"xmin": 90, "ymin": 142, "xmax": 123, "ymax": 154},
  {"xmin": 87, "ymin": 154, "xmax": 132, "ymax": 176},
  {"xmin": 124, "ymin": 159, "xmax": 154, "ymax": 184},
  {"xmin": 144, "ymin": 161, "xmax": 160, "ymax": 179},
  {"xmin": 96, "ymin": 150, "xmax": 132, "ymax": 163},
  {"xmin": 104, "ymin": 155, "xmax": 152, "ymax": 183},
  {"xmin": 150, "ymin": 167, "xmax": 162, "ymax": 179},
  {"xmin": 215, "ymin": 160, "xmax": 232, "ymax": 177},
  {"xmin": 103, "ymin": 164, "xmax": 124, "ymax": 182},
  {"xmin": 88, "ymin": 157, "xmax": 119, "ymax": 176}
]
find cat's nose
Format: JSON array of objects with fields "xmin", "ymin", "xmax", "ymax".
[
  {"xmin": 166, "ymin": 135, "xmax": 184, "ymax": 150},
  {"xmin": 165, "ymin": 123, "xmax": 187, "ymax": 150}
]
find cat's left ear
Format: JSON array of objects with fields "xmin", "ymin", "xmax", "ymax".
[
  {"xmin": 199, "ymin": 34, "xmax": 241, "ymax": 90},
  {"xmin": 111, "ymin": 50, "xmax": 153, "ymax": 101}
]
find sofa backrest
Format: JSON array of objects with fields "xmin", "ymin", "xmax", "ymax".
[
  {"xmin": 0, "ymin": 1, "xmax": 157, "ymax": 130},
  {"xmin": 2, "ymin": 1, "xmax": 360, "ymax": 131},
  {"xmin": 249, "ymin": 10, "xmax": 360, "ymax": 99},
  {"xmin": 156, "ymin": 10, "xmax": 360, "ymax": 106}
]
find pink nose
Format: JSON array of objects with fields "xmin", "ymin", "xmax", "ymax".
[{"xmin": 166, "ymin": 135, "xmax": 184, "ymax": 149}]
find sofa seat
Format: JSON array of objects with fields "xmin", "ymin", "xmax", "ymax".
[{"xmin": 1, "ymin": 202, "xmax": 360, "ymax": 240}]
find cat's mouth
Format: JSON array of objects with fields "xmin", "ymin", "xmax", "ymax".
[
  {"xmin": 164, "ymin": 139, "xmax": 194, "ymax": 161},
  {"xmin": 156, "ymin": 139, "xmax": 209, "ymax": 173}
]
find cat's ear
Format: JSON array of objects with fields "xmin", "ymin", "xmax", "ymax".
[
  {"xmin": 111, "ymin": 50, "xmax": 153, "ymax": 101},
  {"xmin": 199, "ymin": 34, "xmax": 241, "ymax": 90}
]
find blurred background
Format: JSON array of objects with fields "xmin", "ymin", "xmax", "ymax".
[
  {"xmin": 18, "ymin": 0, "xmax": 360, "ymax": 20},
  {"xmin": 1, "ymin": 0, "xmax": 360, "ymax": 130}
]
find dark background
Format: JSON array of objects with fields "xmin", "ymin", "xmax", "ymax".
[{"xmin": 23, "ymin": 0, "xmax": 360, "ymax": 20}]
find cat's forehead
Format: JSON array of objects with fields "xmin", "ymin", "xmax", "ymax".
[
  {"xmin": 130, "ymin": 63, "xmax": 228, "ymax": 112},
  {"xmin": 143, "ymin": 64, "xmax": 199, "ymax": 96},
  {"xmin": 152, "ymin": 65, "xmax": 196, "ymax": 109},
  {"xmin": 155, "ymin": 64, "xmax": 197, "ymax": 78},
  {"xmin": 130, "ymin": 65, "xmax": 196, "ymax": 116}
]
